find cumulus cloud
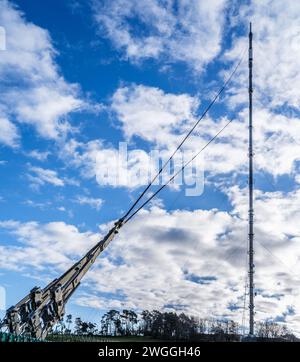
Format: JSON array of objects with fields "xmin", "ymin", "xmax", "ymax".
[
  {"xmin": 26, "ymin": 165, "xmax": 82, "ymax": 189},
  {"xmin": 75, "ymin": 195, "xmax": 104, "ymax": 210},
  {"xmin": 252, "ymin": 109, "xmax": 300, "ymax": 176},
  {"xmin": 27, "ymin": 166, "xmax": 65, "ymax": 187},
  {"xmin": 226, "ymin": 0, "xmax": 300, "ymax": 111},
  {"xmin": 62, "ymin": 83, "xmax": 242, "ymax": 189},
  {"xmin": 60, "ymin": 138, "xmax": 157, "ymax": 189},
  {"xmin": 1, "ymin": 185, "xmax": 300, "ymax": 333},
  {"xmin": 0, "ymin": 0, "xmax": 86, "ymax": 143},
  {"xmin": 0, "ymin": 116, "xmax": 19, "ymax": 147},
  {"xmin": 111, "ymin": 84, "xmax": 199, "ymax": 145},
  {"xmin": 78, "ymin": 190, "xmax": 300, "ymax": 335},
  {"xmin": 27, "ymin": 150, "xmax": 50, "ymax": 161},
  {"xmin": 8, "ymin": 86, "xmax": 82, "ymax": 139},
  {"xmin": 92, "ymin": 0, "xmax": 227, "ymax": 71},
  {"xmin": 110, "ymin": 83, "xmax": 300, "ymax": 180},
  {"xmin": 0, "ymin": 220, "xmax": 99, "ymax": 273},
  {"xmin": 54, "ymin": 81, "xmax": 300, "ymax": 195}
]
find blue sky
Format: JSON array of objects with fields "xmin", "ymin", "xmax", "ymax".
[{"xmin": 1, "ymin": 0, "xmax": 300, "ymax": 335}]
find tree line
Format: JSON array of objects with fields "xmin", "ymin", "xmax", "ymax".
[{"xmin": 49, "ymin": 309, "xmax": 297, "ymax": 341}]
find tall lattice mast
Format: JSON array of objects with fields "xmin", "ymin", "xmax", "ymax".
[{"xmin": 248, "ymin": 22, "xmax": 255, "ymax": 336}]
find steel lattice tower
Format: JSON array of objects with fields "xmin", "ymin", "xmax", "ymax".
[{"xmin": 248, "ymin": 22, "xmax": 255, "ymax": 336}]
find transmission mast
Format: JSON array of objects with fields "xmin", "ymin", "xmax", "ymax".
[{"xmin": 248, "ymin": 22, "xmax": 255, "ymax": 336}]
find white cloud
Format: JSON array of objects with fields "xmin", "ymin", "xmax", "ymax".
[
  {"xmin": 27, "ymin": 150, "xmax": 49, "ymax": 161},
  {"xmin": 57, "ymin": 97, "xmax": 299, "ymax": 194},
  {"xmin": 111, "ymin": 84, "xmax": 199, "ymax": 145},
  {"xmin": 26, "ymin": 165, "xmax": 81, "ymax": 189},
  {"xmin": 0, "ymin": 220, "xmax": 99, "ymax": 273},
  {"xmin": 1, "ymin": 185, "xmax": 300, "ymax": 333},
  {"xmin": 0, "ymin": 0, "xmax": 86, "ymax": 142},
  {"xmin": 111, "ymin": 83, "xmax": 300, "ymax": 180},
  {"xmin": 81, "ymin": 192, "xmax": 300, "ymax": 335},
  {"xmin": 93, "ymin": 0, "xmax": 227, "ymax": 71},
  {"xmin": 9, "ymin": 86, "xmax": 82, "ymax": 139},
  {"xmin": 226, "ymin": 0, "xmax": 300, "ymax": 110},
  {"xmin": 60, "ymin": 138, "xmax": 156, "ymax": 189},
  {"xmin": 56, "ymin": 112, "xmax": 242, "ymax": 190},
  {"xmin": 75, "ymin": 195, "xmax": 104, "ymax": 210},
  {"xmin": 0, "ymin": 116, "xmax": 19, "ymax": 147},
  {"xmin": 108, "ymin": 84, "xmax": 250, "ymax": 182},
  {"xmin": 252, "ymin": 109, "xmax": 300, "ymax": 176},
  {"xmin": 23, "ymin": 199, "xmax": 52, "ymax": 210},
  {"xmin": 0, "ymin": 24, "xmax": 6, "ymax": 50},
  {"xmin": 28, "ymin": 166, "xmax": 65, "ymax": 187}
]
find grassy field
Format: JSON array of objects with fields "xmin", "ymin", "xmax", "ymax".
[{"xmin": 46, "ymin": 335, "xmax": 164, "ymax": 342}]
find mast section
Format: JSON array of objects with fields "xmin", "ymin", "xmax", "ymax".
[{"xmin": 248, "ymin": 22, "xmax": 255, "ymax": 336}]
